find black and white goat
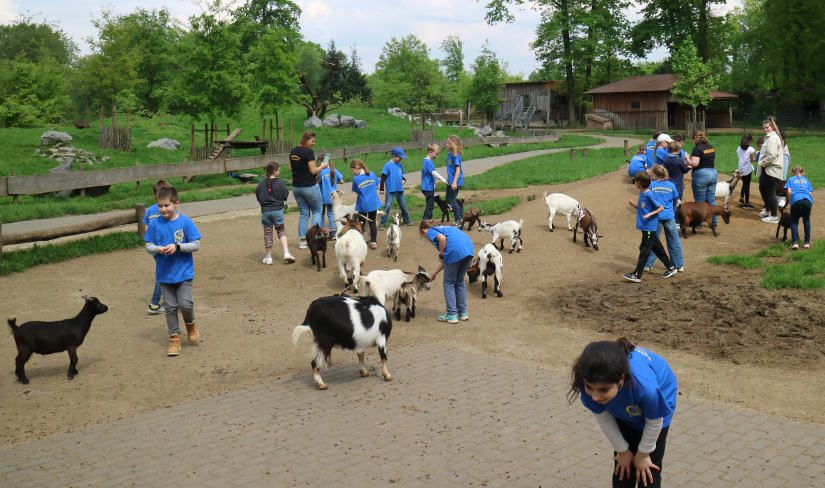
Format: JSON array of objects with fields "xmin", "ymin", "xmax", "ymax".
[
  {"xmin": 478, "ymin": 219, "xmax": 524, "ymax": 254},
  {"xmin": 434, "ymin": 195, "xmax": 464, "ymax": 223},
  {"xmin": 292, "ymin": 295, "xmax": 393, "ymax": 390},
  {"xmin": 466, "ymin": 243, "xmax": 503, "ymax": 298},
  {"xmin": 386, "ymin": 212, "xmax": 401, "ymax": 262},
  {"xmin": 573, "ymin": 207, "xmax": 601, "ymax": 251},
  {"xmin": 392, "ymin": 266, "xmax": 432, "ymax": 321}
]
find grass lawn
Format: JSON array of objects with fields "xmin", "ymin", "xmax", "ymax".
[{"xmin": 709, "ymin": 241, "xmax": 825, "ymax": 289}]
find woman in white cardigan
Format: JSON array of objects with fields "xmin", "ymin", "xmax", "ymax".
[{"xmin": 757, "ymin": 117, "xmax": 784, "ymax": 223}]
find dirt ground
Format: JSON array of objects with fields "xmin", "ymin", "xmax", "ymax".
[{"xmin": 2, "ymin": 168, "xmax": 824, "ymax": 447}]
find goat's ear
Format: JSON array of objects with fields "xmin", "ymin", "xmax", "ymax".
[
  {"xmin": 418, "ymin": 265, "xmax": 426, "ymax": 273},
  {"xmin": 81, "ymin": 294, "xmax": 89, "ymax": 300},
  {"xmin": 597, "ymin": 234, "xmax": 604, "ymax": 238}
]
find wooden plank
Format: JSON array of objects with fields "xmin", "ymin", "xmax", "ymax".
[
  {"xmin": 0, "ymin": 176, "xmax": 8, "ymax": 197},
  {"xmin": 2, "ymin": 211, "xmax": 136, "ymax": 245}
]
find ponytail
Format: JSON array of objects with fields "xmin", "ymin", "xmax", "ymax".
[
  {"xmin": 740, "ymin": 134, "xmax": 752, "ymax": 151},
  {"xmin": 265, "ymin": 162, "xmax": 279, "ymax": 193}
]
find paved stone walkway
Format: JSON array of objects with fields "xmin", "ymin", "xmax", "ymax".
[{"xmin": 1, "ymin": 344, "xmax": 822, "ymax": 487}]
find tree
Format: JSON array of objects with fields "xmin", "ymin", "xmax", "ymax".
[
  {"xmin": 670, "ymin": 39, "xmax": 719, "ymax": 135},
  {"xmin": 342, "ymin": 48, "xmax": 371, "ymax": 103},
  {"xmin": 245, "ymin": 25, "xmax": 299, "ymax": 118},
  {"xmin": 467, "ymin": 44, "xmax": 505, "ymax": 123},
  {"xmin": 292, "ymin": 40, "xmax": 354, "ymax": 118},
  {"xmin": 440, "ymin": 36, "xmax": 464, "ymax": 83},
  {"xmin": 0, "ymin": 56, "xmax": 70, "ymax": 127},
  {"xmin": 0, "ymin": 19, "xmax": 76, "ymax": 65},
  {"xmin": 236, "ymin": 0, "xmax": 301, "ymax": 31},
  {"xmin": 631, "ymin": 0, "xmax": 727, "ymax": 63}
]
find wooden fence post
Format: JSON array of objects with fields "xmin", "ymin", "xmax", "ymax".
[
  {"xmin": 190, "ymin": 125, "xmax": 195, "ymax": 160},
  {"xmin": 135, "ymin": 203, "xmax": 146, "ymax": 236},
  {"xmin": 624, "ymin": 139, "xmax": 629, "ymax": 156},
  {"xmin": 570, "ymin": 148, "xmax": 576, "ymax": 159},
  {"xmin": 0, "ymin": 222, "xmax": 4, "ymax": 262},
  {"xmin": 135, "ymin": 161, "xmax": 141, "ymax": 189},
  {"xmin": 10, "ymin": 170, "xmax": 17, "ymax": 204},
  {"xmin": 113, "ymin": 103, "xmax": 117, "ymax": 128},
  {"xmin": 582, "ymin": 148, "xmax": 588, "ymax": 157}
]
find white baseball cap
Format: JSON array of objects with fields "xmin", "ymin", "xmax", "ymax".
[{"xmin": 657, "ymin": 133, "xmax": 673, "ymax": 143}]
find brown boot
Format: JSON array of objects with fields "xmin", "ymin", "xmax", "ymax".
[
  {"xmin": 185, "ymin": 322, "xmax": 199, "ymax": 344},
  {"xmin": 167, "ymin": 334, "xmax": 181, "ymax": 356}
]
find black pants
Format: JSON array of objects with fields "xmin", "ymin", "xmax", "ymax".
[
  {"xmin": 739, "ymin": 172, "xmax": 751, "ymax": 203},
  {"xmin": 613, "ymin": 421, "xmax": 670, "ymax": 488},
  {"xmin": 759, "ymin": 173, "xmax": 779, "ymax": 216},
  {"xmin": 422, "ymin": 190, "xmax": 435, "ymax": 220},
  {"xmin": 366, "ymin": 210, "xmax": 377, "ymax": 243},
  {"xmin": 634, "ymin": 231, "xmax": 673, "ymax": 276}
]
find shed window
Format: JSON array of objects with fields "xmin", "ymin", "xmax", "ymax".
[{"xmin": 630, "ymin": 101, "xmax": 641, "ymax": 110}]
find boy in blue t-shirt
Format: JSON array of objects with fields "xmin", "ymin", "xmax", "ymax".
[
  {"xmin": 318, "ymin": 163, "xmax": 344, "ymax": 239},
  {"xmin": 421, "ymin": 142, "xmax": 449, "ymax": 220},
  {"xmin": 624, "ymin": 172, "xmax": 676, "ymax": 282},
  {"xmin": 379, "ymin": 147, "xmax": 411, "ymax": 229},
  {"xmin": 142, "ymin": 179, "xmax": 172, "ymax": 315},
  {"xmin": 144, "ymin": 186, "xmax": 202, "ymax": 356},
  {"xmin": 627, "ymin": 145, "xmax": 647, "ymax": 182}
]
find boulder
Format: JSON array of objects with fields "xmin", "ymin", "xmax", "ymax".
[
  {"xmin": 495, "ymin": 130, "xmax": 505, "ymax": 137},
  {"xmin": 323, "ymin": 114, "xmax": 340, "ymax": 127},
  {"xmin": 478, "ymin": 125, "xmax": 494, "ymax": 137},
  {"xmin": 147, "ymin": 138, "xmax": 181, "ymax": 150},
  {"xmin": 339, "ymin": 115, "xmax": 356, "ymax": 127},
  {"xmin": 355, "ymin": 119, "xmax": 367, "ymax": 129},
  {"xmin": 40, "ymin": 131, "xmax": 72, "ymax": 146},
  {"xmin": 388, "ymin": 107, "xmax": 407, "ymax": 118},
  {"xmin": 48, "ymin": 157, "xmax": 75, "ymax": 198},
  {"xmin": 304, "ymin": 115, "xmax": 323, "ymax": 128}
]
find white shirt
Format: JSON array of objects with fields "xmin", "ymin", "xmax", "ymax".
[{"xmin": 736, "ymin": 146, "xmax": 755, "ymax": 175}]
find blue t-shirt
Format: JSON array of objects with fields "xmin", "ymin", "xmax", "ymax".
[
  {"xmin": 628, "ymin": 154, "xmax": 647, "ymax": 179},
  {"xmin": 318, "ymin": 167, "xmax": 343, "ymax": 205},
  {"xmin": 581, "ymin": 346, "xmax": 678, "ymax": 430},
  {"xmin": 648, "ymin": 180, "xmax": 678, "ymax": 221},
  {"xmin": 645, "ymin": 140, "xmax": 657, "ymax": 168},
  {"xmin": 421, "ymin": 157, "xmax": 436, "ymax": 191},
  {"xmin": 381, "ymin": 161, "xmax": 406, "ymax": 193},
  {"xmin": 351, "ymin": 173, "xmax": 382, "ymax": 213},
  {"xmin": 636, "ymin": 190, "xmax": 661, "ymax": 231},
  {"xmin": 425, "ymin": 226, "xmax": 474, "ymax": 264},
  {"xmin": 655, "ymin": 147, "xmax": 669, "ymax": 165},
  {"xmin": 143, "ymin": 203, "xmax": 160, "ymax": 226},
  {"xmin": 447, "ymin": 153, "xmax": 463, "ymax": 188},
  {"xmin": 785, "ymin": 175, "xmax": 814, "ymax": 206},
  {"xmin": 143, "ymin": 214, "xmax": 202, "ymax": 284}
]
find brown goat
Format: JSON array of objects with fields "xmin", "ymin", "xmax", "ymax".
[
  {"xmin": 677, "ymin": 202, "xmax": 731, "ymax": 238},
  {"xmin": 73, "ymin": 120, "xmax": 90, "ymax": 129},
  {"xmin": 573, "ymin": 208, "xmax": 600, "ymax": 250},
  {"xmin": 339, "ymin": 216, "xmax": 363, "ymax": 234},
  {"xmin": 392, "ymin": 266, "xmax": 432, "ymax": 322},
  {"xmin": 459, "ymin": 207, "xmax": 483, "ymax": 231},
  {"xmin": 466, "ymin": 256, "xmax": 480, "ymax": 282},
  {"xmin": 306, "ymin": 224, "xmax": 327, "ymax": 271}
]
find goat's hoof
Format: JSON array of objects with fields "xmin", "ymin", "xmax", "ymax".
[
  {"xmin": 359, "ymin": 368, "xmax": 369, "ymax": 377},
  {"xmin": 482, "ymin": 294, "xmax": 487, "ymax": 299},
  {"xmin": 383, "ymin": 373, "xmax": 393, "ymax": 381},
  {"xmin": 67, "ymin": 375, "xmax": 74, "ymax": 380},
  {"xmin": 18, "ymin": 378, "xmax": 29, "ymax": 385},
  {"xmin": 315, "ymin": 382, "xmax": 328, "ymax": 390},
  {"xmin": 496, "ymin": 292, "xmax": 503, "ymax": 297}
]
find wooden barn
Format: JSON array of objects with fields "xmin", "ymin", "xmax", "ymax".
[
  {"xmin": 584, "ymin": 74, "xmax": 738, "ymax": 131},
  {"xmin": 498, "ymin": 81, "xmax": 568, "ymax": 129}
]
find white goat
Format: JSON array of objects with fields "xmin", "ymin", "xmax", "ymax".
[
  {"xmin": 715, "ymin": 170, "xmax": 741, "ymax": 207},
  {"xmin": 478, "ymin": 219, "xmax": 524, "ymax": 254},
  {"xmin": 334, "ymin": 218, "xmax": 368, "ymax": 292},
  {"xmin": 386, "ymin": 212, "xmax": 401, "ymax": 262},
  {"xmin": 544, "ymin": 192, "xmax": 581, "ymax": 231},
  {"xmin": 359, "ymin": 269, "xmax": 408, "ymax": 307},
  {"xmin": 331, "ymin": 190, "xmax": 358, "ymax": 222}
]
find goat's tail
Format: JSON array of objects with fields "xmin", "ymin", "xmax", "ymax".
[
  {"xmin": 7, "ymin": 316, "xmax": 16, "ymax": 332},
  {"xmin": 292, "ymin": 325, "xmax": 313, "ymax": 346},
  {"xmin": 518, "ymin": 219, "xmax": 524, "ymax": 228}
]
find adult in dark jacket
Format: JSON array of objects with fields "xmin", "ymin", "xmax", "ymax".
[{"xmin": 290, "ymin": 131, "xmax": 330, "ymax": 249}]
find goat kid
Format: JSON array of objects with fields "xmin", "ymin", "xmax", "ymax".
[
  {"xmin": 386, "ymin": 212, "xmax": 401, "ymax": 262},
  {"xmin": 478, "ymin": 219, "xmax": 524, "ymax": 254},
  {"xmin": 715, "ymin": 170, "xmax": 742, "ymax": 207},
  {"xmin": 545, "ymin": 192, "xmax": 581, "ymax": 232},
  {"xmin": 434, "ymin": 195, "xmax": 465, "ymax": 222},
  {"xmin": 573, "ymin": 207, "xmax": 601, "ymax": 251},
  {"xmin": 458, "ymin": 207, "xmax": 483, "ymax": 231},
  {"xmin": 776, "ymin": 208, "xmax": 791, "ymax": 241},
  {"xmin": 467, "ymin": 244, "xmax": 503, "ymax": 298},
  {"xmin": 360, "ymin": 269, "xmax": 408, "ymax": 307},
  {"xmin": 306, "ymin": 224, "xmax": 327, "ymax": 271},
  {"xmin": 292, "ymin": 295, "xmax": 392, "ymax": 390},
  {"xmin": 392, "ymin": 266, "xmax": 432, "ymax": 322},
  {"xmin": 334, "ymin": 217, "xmax": 368, "ymax": 291},
  {"xmin": 677, "ymin": 202, "xmax": 731, "ymax": 238},
  {"xmin": 8, "ymin": 296, "xmax": 109, "ymax": 384}
]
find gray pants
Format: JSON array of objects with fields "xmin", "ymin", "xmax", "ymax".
[{"xmin": 160, "ymin": 280, "xmax": 194, "ymax": 336}]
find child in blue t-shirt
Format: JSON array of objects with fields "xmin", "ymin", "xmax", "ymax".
[
  {"xmin": 645, "ymin": 165, "xmax": 683, "ymax": 272},
  {"xmin": 784, "ymin": 165, "xmax": 815, "ymax": 249},
  {"xmin": 445, "ymin": 135, "xmax": 465, "ymax": 224},
  {"xmin": 350, "ymin": 159, "xmax": 382, "ymax": 249},
  {"xmin": 420, "ymin": 219, "xmax": 474, "ymax": 324},
  {"xmin": 627, "ymin": 145, "xmax": 647, "ymax": 182},
  {"xmin": 379, "ymin": 147, "xmax": 411, "ymax": 229},
  {"xmin": 421, "ymin": 142, "xmax": 449, "ymax": 220},
  {"xmin": 624, "ymin": 172, "xmax": 676, "ymax": 282},
  {"xmin": 644, "ymin": 131, "xmax": 660, "ymax": 169},
  {"xmin": 142, "ymin": 179, "xmax": 172, "ymax": 315},
  {"xmin": 318, "ymin": 162, "xmax": 344, "ymax": 239},
  {"xmin": 143, "ymin": 186, "xmax": 202, "ymax": 356},
  {"xmin": 568, "ymin": 337, "xmax": 677, "ymax": 488}
]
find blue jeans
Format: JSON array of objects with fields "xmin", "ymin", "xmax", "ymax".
[
  {"xmin": 321, "ymin": 203, "xmax": 336, "ymax": 232},
  {"xmin": 645, "ymin": 219, "xmax": 683, "ymax": 269},
  {"xmin": 293, "ymin": 185, "xmax": 323, "ymax": 239},
  {"xmin": 443, "ymin": 256, "xmax": 472, "ymax": 315},
  {"xmin": 151, "ymin": 281, "xmax": 162, "ymax": 306},
  {"xmin": 446, "ymin": 186, "xmax": 463, "ymax": 222},
  {"xmin": 790, "ymin": 199, "xmax": 812, "ymax": 244},
  {"xmin": 380, "ymin": 191, "xmax": 410, "ymax": 226},
  {"xmin": 691, "ymin": 167, "xmax": 718, "ymax": 226}
]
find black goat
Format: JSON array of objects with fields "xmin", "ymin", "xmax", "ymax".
[
  {"xmin": 8, "ymin": 296, "xmax": 108, "ymax": 384},
  {"xmin": 776, "ymin": 209, "xmax": 791, "ymax": 241},
  {"xmin": 434, "ymin": 195, "xmax": 465, "ymax": 223},
  {"xmin": 306, "ymin": 224, "xmax": 327, "ymax": 271}
]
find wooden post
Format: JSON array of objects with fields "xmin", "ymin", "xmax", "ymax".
[
  {"xmin": 135, "ymin": 161, "xmax": 141, "ymax": 189},
  {"xmin": 10, "ymin": 170, "xmax": 17, "ymax": 204},
  {"xmin": 204, "ymin": 124, "xmax": 208, "ymax": 154},
  {"xmin": 269, "ymin": 119, "xmax": 273, "ymax": 154},
  {"xmin": 624, "ymin": 139, "xmax": 629, "ymax": 156},
  {"xmin": 112, "ymin": 103, "xmax": 117, "ymax": 128},
  {"xmin": 190, "ymin": 125, "xmax": 195, "ymax": 160},
  {"xmin": 459, "ymin": 110, "xmax": 463, "ymax": 131},
  {"xmin": 135, "ymin": 203, "xmax": 146, "ymax": 236},
  {"xmin": 99, "ymin": 107, "xmax": 104, "ymax": 127},
  {"xmin": 582, "ymin": 148, "xmax": 588, "ymax": 157},
  {"xmin": 570, "ymin": 148, "xmax": 576, "ymax": 159},
  {"xmin": 0, "ymin": 222, "xmax": 4, "ymax": 262}
]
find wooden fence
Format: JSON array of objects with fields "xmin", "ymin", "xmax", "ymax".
[
  {"xmin": 0, "ymin": 133, "xmax": 559, "ymax": 199},
  {"xmin": 98, "ymin": 106, "xmax": 131, "ymax": 152}
]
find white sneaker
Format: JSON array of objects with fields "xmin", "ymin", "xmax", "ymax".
[
  {"xmin": 677, "ymin": 266, "xmax": 685, "ymax": 272},
  {"xmin": 283, "ymin": 252, "xmax": 295, "ymax": 263},
  {"xmin": 761, "ymin": 215, "xmax": 779, "ymax": 223},
  {"xmin": 777, "ymin": 197, "xmax": 786, "ymax": 208},
  {"xmin": 643, "ymin": 266, "xmax": 653, "ymax": 272},
  {"xmin": 298, "ymin": 240, "xmax": 308, "ymax": 249},
  {"xmin": 759, "ymin": 209, "xmax": 769, "ymax": 218},
  {"xmin": 262, "ymin": 255, "xmax": 273, "ymax": 265}
]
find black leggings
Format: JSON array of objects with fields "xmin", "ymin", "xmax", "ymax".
[
  {"xmin": 366, "ymin": 210, "xmax": 377, "ymax": 243},
  {"xmin": 739, "ymin": 172, "xmax": 751, "ymax": 203},
  {"xmin": 634, "ymin": 231, "xmax": 672, "ymax": 276},
  {"xmin": 613, "ymin": 421, "xmax": 670, "ymax": 488},
  {"xmin": 759, "ymin": 173, "xmax": 779, "ymax": 216}
]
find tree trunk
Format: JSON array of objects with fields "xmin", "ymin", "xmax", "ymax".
[
  {"xmin": 698, "ymin": 0, "xmax": 709, "ymax": 62},
  {"xmin": 561, "ymin": 0, "xmax": 577, "ymax": 126},
  {"xmin": 584, "ymin": 0, "xmax": 596, "ymax": 91}
]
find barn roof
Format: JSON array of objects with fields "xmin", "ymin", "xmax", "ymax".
[{"xmin": 584, "ymin": 74, "xmax": 738, "ymax": 100}]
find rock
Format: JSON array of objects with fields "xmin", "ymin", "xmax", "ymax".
[
  {"xmin": 101, "ymin": 156, "xmax": 110, "ymax": 162},
  {"xmin": 388, "ymin": 107, "xmax": 407, "ymax": 118},
  {"xmin": 339, "ymin": 115, "xmax": 356, "ymax": 127},
  {"xmin": 34, "ymin": 148, "xmax": 40, "ymax": 155},
  {"xmin": 355, "ymin": 119, "xmax": 367, "ymax": 129},
  {"xmin": 48, "ymin": 157, "xmax": 75, "ymax": 198},
  {"xmin": 478, "ymin": 125, "xmax": 494, "ymax": 137},
  {"xmin": 147, "ymin": 138, "xmax": 181, "ymax": 150},
  {"xmin": 304, "ymin": 115, "xmax": 323, "ymax": 128},
  {"xmin": 495, "ymin": 130, "xmax": 505, "ymax": 137},
  {"xmin": 323, "ymin": 113, "xmax": 340, "ymax": 127},
  {"xmin": 40, "ymin": 131, "xmax": 72, "ymax": 145},
  {"xmin": 435, "ymin": 121, "xmax": 443, "ymax": 127}
]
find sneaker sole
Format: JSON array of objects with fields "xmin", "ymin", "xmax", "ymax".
[
  {"xmin": 447, "ymin": 319, "xmax": 459, "ymax": 324},
  {"xmin": 459, "ymin": 316, "xmax": 469, "ymax": 321}
]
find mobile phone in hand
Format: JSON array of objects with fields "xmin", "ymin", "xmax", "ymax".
[{"xmin": 323, "ymin": 154, "xmax": 330, "ymax": 163}]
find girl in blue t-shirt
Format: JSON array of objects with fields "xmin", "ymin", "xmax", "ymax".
[
  {"xmin": 627, "ymin": 145, "xmax": 647, "ymax": 182},
  {"xmin": 421, "ymin": 143, "xmax": 448, "ymax": 220},
  {"xmin": 318, "ymin": 163, "xmax": 344, "ymax": 239},
  {"xmin": 445, "ymin": 135, "xmax": 465, "ymax": 225},
  {"xmin": 349, "ymin": 159, "xmax": 382, "ymax": 249},
  {"xmin": 784, "ymin": 165, "xmax": 815, "ymax": 249},
  {"xmin": 420, "ymin": 219, "xmax": 474, "ymax": 323},
  {"xmin": 568, "ymin": 337, "xmax": 677, "ymax": 488}
]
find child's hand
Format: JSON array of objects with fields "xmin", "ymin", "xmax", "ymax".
[
  {"xmin": 633, "ymin": 452, "xmax": 660, "ymax": 487},
  {"xmin": 628, "ymin": 199, "xmax": 636, "ymax": 207},
  {"xmin": 161, "ymin": 244, "xmax": 176, "ymax": 255},
  {"xmin": 614, "ymin": 450, "xmax": 633, "ymax": 481},
  {"xmin": 451, "ymin": 183, "xmax": 457, "ymax": 190}
]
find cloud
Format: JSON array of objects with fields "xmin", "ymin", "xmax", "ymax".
[
  {"xmin": 0, "ymin": 0, "xmax": 17, "ymax": 23},
  {"xmin": 303, "ymin": 0, "xmax": 332, "ymax": 20}
]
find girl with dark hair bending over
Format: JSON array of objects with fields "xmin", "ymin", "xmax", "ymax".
[{"xmin": 569, "ymin": 338, "xmax": 678, "ymax": 488}]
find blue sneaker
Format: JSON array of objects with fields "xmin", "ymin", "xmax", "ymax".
[
  {"xmin": 437, "ymin": 313, "xmax": 458, "ymax": 324},
  {"xmin": 458, "ymin": 312, "xmax": 470, "ymax": 321}
]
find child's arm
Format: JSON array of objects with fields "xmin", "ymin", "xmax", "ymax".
[
  {"xmin": 644, "ymin": 204, "xmax": 664, "ymax": 220},
  {"xmin": 634, "ymin": 417, "xmax": 664, "ymax": 486},
  {"xmin": 593, "ymin": 411, "xmax": 633, "ymax": 480},
  {"xmin": 433, "ymin": 170, "xmax": 448, "ymax": 184},
  {"xmin": 379, "ymin": 173, "xmax": 387, "ymax": 193},
  {"xmin": 429, "ymin": 234, "xmax": 448, "ymax": 280},
  {"xmin": 145, "ymin": 241, "xmax": 161, "ymax": 255},
  {"xmin": 175, "ymin": 241, "xmax": 201, "ymax": 254},
  {"xmin": 628, "ymin": 199, "xmax": 637, "ymax": 208}
]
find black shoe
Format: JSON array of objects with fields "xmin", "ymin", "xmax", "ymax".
[
  {"xmin": 661, "ymin": 267, "xmax": 678, "ymax": 279},
  {"xmin": 623, "ymin": 272, "xmax": 641, "ymax": 283}
]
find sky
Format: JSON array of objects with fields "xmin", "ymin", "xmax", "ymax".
[{"xmin": 1, "ymin": 0, "xmax": 743, "ymax": 76}]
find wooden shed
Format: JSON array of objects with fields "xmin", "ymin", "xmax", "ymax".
[
  {"xmin": 584, "ymin": 74, "xmax": 738, "ymax": 131},
  {"xmin": 498, "ymin": 81, "xmax": 567, "ymax": 129}
]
